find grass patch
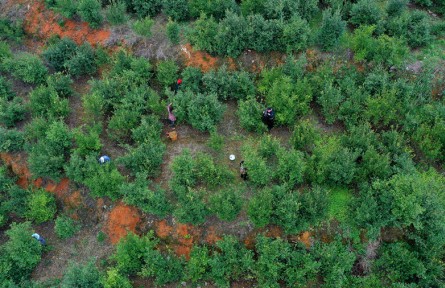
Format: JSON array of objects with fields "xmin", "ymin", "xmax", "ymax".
[{"xmin": 328, "ymin": 187, "xmax": 353, "ymax": 223}]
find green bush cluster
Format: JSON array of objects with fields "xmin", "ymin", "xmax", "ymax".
[
  {"xmin": 120, "ymin": 174, "xmax": 171, "ymax": 217},
  {"xmin": 25, "ymin": 189, "xmax": 56, "ymax": 224},
  {"xmin": 248, "ymin": 185, "xmax": 328, "ymax": 233},
  {"xmin": 202, "ymin": 65, "xmax": 255, "ymax": 101},
  {"xmin": 188, "ymin": 11, "xmax": 311, "ymax": 57},
  {"xmin": 258, "ymin": 68, "xmax": 312, "ymax": 126},
  {"xmin": 0, "ymin": 77, "xmax": 26, "ymax": 127},
  {"xmin": 172, "ymin": 90, "xmax": 225, "ymax": 131},
  {"xmin": 28, "ymin": 121, "xmax": 72, "ymax": 180},
  {"xmin": 0, "ymin": 222, "xmax": 42, "ymax": 284},
  {"xmin": 0, "ymin": 18, "xmax": 24, "ymax": 42},
  {"xmin": 3, "ymin": 53, "xmax": 48, "ymax": 85},
  {"xmin": 43, "ymin": 38, "xmax": 98, "ymax": 77},
  {"xmin": 55, "ymin": 215, "xmax": 81, "ymax": 239},
  {"xmin": 107, "ymin": 231, "xmax": 359, "ymax": 287}
]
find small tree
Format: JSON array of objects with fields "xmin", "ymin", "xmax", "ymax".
[
  {"xmin": 55, "ymin": 215, "xmax": 81, "ymax": 239},
  {"xmin": 77, "ymin": 0, "xmax": 103, "ymax": 29},
  {"xmin": 61, "ymin": 260, "xmax": 102, "ymax": 288},
  {"xmin": 317, "ymin": 9, "xmax": 346, "ymax": 51},
  {"xmin": 209, "ymin": 187, "xmax": 243, "ymax": 221},
  {"xmin": 132, "ymin": 17, "xmax": 154, "ymax": 37},
  {"xmin": 106, "ymin": 0, "xmax": 129, "ymax": 25},
  {"xmin": 162, "ymin": 0, "xmax": 189, "ymax": 21},
  {"xmin": 26, "ymin": 189, "xmax": 57, "ymax": 224},
  {"xmin": 0, "ymin": 222, "xmax": 42, "ymax": 283},
  {"xmin": 28, "ymin": 121, "xmax": 72, "ymax": 180},
  {"xmin": 166, "ymin": 19, "xmax": 180, "ymax": 44},
  {"xmin": 4, "ymin": 53, "xmax": 48, "ymax": 84},
  {"xmin": 156, "ymin": 60, "xmax": 178, "ymax": 87}
]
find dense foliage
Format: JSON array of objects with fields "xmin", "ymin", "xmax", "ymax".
[{"xmin": 1, "ymin": 0, "xmax": 445, "ymax": 286}]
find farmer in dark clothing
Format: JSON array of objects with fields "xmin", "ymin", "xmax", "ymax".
[
  {"xmin": 262, "ymin": 107, "xmax": 275, "ymax": 131},
  {"xmin": 240, "ymin": 161, "xmax": 248, "ymax": 181}
]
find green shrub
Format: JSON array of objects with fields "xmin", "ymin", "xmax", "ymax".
[
  {"xmin": 174, "ymin": 189, "xmax": 210, "ymax": 224},
  {"xmin": 82, "ymin": 91, "xmax": 105, "ymax": 124},
  {"xmin": 290, "ymin": 119, "xmax": 321, "ymax": 153},
  {"xmin": 274, "ymin": 148, "xmax": 306, "ymax": 187},
  {"xmin": 346, "ymin": 25, "xmax": 408, "ymax": 66},
  {"xmin": 246, "ymin": 15, "xmax": 284, "ymax": 52},
  {"xmin": 4, "ymin": 53, "xmax": 48, "ymax": 85},
  {"xmin": 140, "ymin": 249, "xmax": 185, "ymax": 286},
  {"xmin": 181, "ymin": 66, "xmax": 203, "ymax": 93},
  {"xmin": 65, "ymin": 152, "xmax": 98, "ymax": 184},
  {"xmin": 113, "ymin": 232, "xmax": 158, "ymax": 275},
  {"xmin": 187, "ymin": 13, "xmax": 218, "ymax": 53},
  {"xmin": 129, "ymin": 0, "xmax": 162, "ymax": 18},
  {"xmin": 24, "ymin": 117, "xmax": 49, "ymax": 145},
  {"xmin": 29, "ymin": 85, "xmax": 70, "ymax": 120},
  {"xmin": 349, "ymin": 0, "xmax": 383, "ymax": 26},
  {"xmin": 65, "ymin": 43, "xmax": 98, "ymax": 77},
  {"xmin": 102, "ymin": 268, "xmax": 133, "ymax": 288},
  {"xmin": 207, "ymin": 130, "xmax": 224, "ymax": 151},
  {"xmin": 73, "ymin": 124, "xmax": 102, "ymax": 157},
  {"xmin": 77, "ymin": 0, "xmax": 104, "ymax": 28},
  {"xmin": 55, "ymin": 215, "xmax": 81, "ymax": 239},
  {"xmin": 106, "ymin": 0, "xmax": 129, "ymax": 25},
  {"xmin": 386, "ymin": 0, "xmax": 408, "ymax": 17},
  {"xmin": 209, "ymin": 187, "xmax": 243, "ymax": 221},
  {"xmin": 185, "ymin": 246, "xmax": 211, "ymax": 283},
  {"xmin": 61, "ymin": 260, "xmax": 102, "ymax": 288},
  {"xmin": 282, "ymin": 15, "xmax": 310, "ymax": 53},
  {"xmin": 315, "ymin": 240, "xmax": 356, "ymax": 287},
  {"xmin": 406, "ymin": 10, "xmax": 432, "ymax": 48},
  {"xmin": 0, "ymin": 222, "xmax": 42, "ymax": 283},
  {"xmin": 162, "ymin": 0, "xmax": 189, "ymax": 21},
  {"xmin": 0, "ymin": 95, "xmax": 26, "ymax": 128},
  {"xmin": 121, "ymin": 174, "xmax": 171, "ymax": 217},
  {"xmin": 53, "ymin": 0, "xmax": 78, "ymax": 18},
  {"xmin": 43, "ymin": 37, "xmax": 77, "ymax": 72},
  {"xmin": 172, "ymin": 90, "xmax": 225, "ymax": 131},
  {"xmin": 248, "ymin": 187, "xmax": 274, "ymax": 227},
  {"xmin": 156, "ymin": 60, "xmax": 178, "ymax": 87},
  {"xmin": 46, "ymin": 72, "xmax": 74, "ymax": 98},
  {"xmin": 132, "ymin": 16, "xmax": 154, "ymax": 37},
  {"xmin": 131, "ymin": 115, "xmax": 162, "ymax": 144},
  {"xmin": 107, "ymin": 108, "xmax": 142, "ymax": 142},
  {"xmin": 189, "ymin": 0, "xmax": 238, "ymax": 20},
  {"xmin": 209, "ymin": 235, "xmax": 254, "ymax": 287},
  {"xmin": 202, "ymin": 66, "xmax": 255, "ymax": 101},
  {"xmin": 215, "ymin": 11, "xmax": 249, "ymax": 57},
  {"xmin": 242, "ymin": 145, "xmax": 271, "ymax": 186},
  {"xmin": 118, "ymin": 140, "xmax": 166, "ymax": 177},
  {"xmin": 84, "ymin": 163, "xmax": 125, "ymax": 200},
  {"xmin": 28, "ymin": 121, "xmax": 72, "ymax": 180},
  {"xmin": 317, "ymin": 9, "xmax": 346, "ymax": 51},
  {"xmin": 26, "ymin": 189, "xmax": 57, "ymax": 223},
  {"xmin": 0, "ymin": 128, "xmax": 25, "ymax": 152},
  {"xmin": 0, "ymin": 18, "xmax": 24, "ymax": 42},
  {"xmin": 237, "ymin": 96, "xmax": 267, "ymax": 133},
  {"xmin": 166, "ymin": 19, "xmax": 180, "ymax": 44},
  {"xmin": 254, "ymin": 235, "xmax": 291, "ymax": 286},
  {"xmin": 259, "ymin": 70, "xmax": 312, "ymax": 126},
  {"xmin": 189, "ymin": 93, "xmax": 226, "ymax": 131}
]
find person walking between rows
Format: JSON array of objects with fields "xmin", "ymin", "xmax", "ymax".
[{"xmin": 167, "ymin": 103, "xmax": 176, "ymax": 128}]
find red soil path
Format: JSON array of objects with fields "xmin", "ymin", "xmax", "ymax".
[
  {"xmin": 23, "ymin": 1, "xmax": 110, "ymax": 46},
  {"xmin": 106, "ymin": 203, "xmax": 141, "ymax": 244}
]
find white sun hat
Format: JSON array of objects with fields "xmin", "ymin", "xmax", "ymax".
[{"xmin": 229, "ymin": 154, "xmax": 236, "ymax": 161}]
